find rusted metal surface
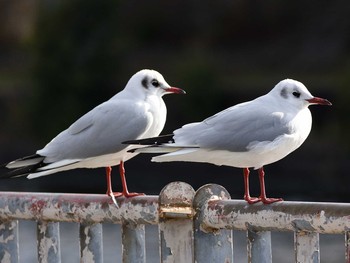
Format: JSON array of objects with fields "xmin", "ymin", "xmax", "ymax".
[
  {"xmin": 294, "ymin": 231, "xmax": 319, "ymax": 263},
  {"xmin": 193, "ymin": 184, "xmax": 233, "ymax": 263},
  {"xmin": 203, "ymin": 199, "xmax": 350, "ymax": 234},
  {"xmin": 346, "ymin": 231, "xmax": 350, "ymax": 263},
  {"xmin": 122, "ymin": 221, "xmax": 145, "ymax": 263},
  {"xmin": 0, "ymin": 220, "xmax": 18, "ymax": 263},
  {"xmin": 37, "ymin": 221, "xmax": 61, "ymax": 263},
  {"xmin": 0, "ymin": 192, "xmax": 158, "ymax": 224},
  {"xmin": 80, "ymin": 223, "xmax": 103, "ymax": 263},
  {"xmin": 159, "ymin": 182, "xmax": 195, "ymax": 263},
  {"xmin": 1, "ymin": 183, "xmax": 350, "ymax": 262},
  {"xmin": 247, "ymin": 229, "xmax": 271, "ymax": 263}
]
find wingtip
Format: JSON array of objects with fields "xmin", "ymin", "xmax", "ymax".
[
  {"xmin": 122, "ymin": 139, "xmax": 140, "ymax": 145},
  {"xmin": 123, "ymin": 134, "xmax": 175, "ymax": 146}
]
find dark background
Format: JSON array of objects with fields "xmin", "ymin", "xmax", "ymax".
[{"xmin": 0, "ymin": 1, "xmax": 348, "ymax": 202}]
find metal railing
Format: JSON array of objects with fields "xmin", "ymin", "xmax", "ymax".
[{"xmin": 0, "ymin": 181, "xmax": 349, "ymax": 263}]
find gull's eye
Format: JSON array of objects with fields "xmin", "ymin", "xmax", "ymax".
[
  {"xmin": 292, "ymin": 91, "xmax": 301, "ymax": 98},
  {"xmin": 151, "ymin": 79, "xmax": 160, "ymax": 87}
]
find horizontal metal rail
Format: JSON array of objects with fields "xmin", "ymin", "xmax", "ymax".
[
  {"xmin": 0, "ymin": 192, "xmax": 158, "ymax": 224},
  {"xmin": 0, "ymin": 182, "xmax": 349, "ymax": 263},
  {"xmin": 203, "ymin": 199, "xmax": 350, "ymax": 234}
]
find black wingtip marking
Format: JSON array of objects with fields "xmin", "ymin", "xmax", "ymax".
[
  {"xmin": 0, "ymin": 154, "xmax": 45, "ymax": 179},
  {"xmin": 0, "ymin": 162, "xmax": 44, "ymax": 179},
  {"xmin": 123, "ymin": 134, "xmax": 175, "ymax": 145},
  {"xmin": 0, "ymin": 154, "xmax": 41, "ymax": 168}
]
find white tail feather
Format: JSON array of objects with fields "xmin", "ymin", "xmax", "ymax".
[
  {"xmin": 27, "ymin": 159, "xmax": 81, "ymax": 179},
  {"xmin": 152, "ymin": 148, "xmax": 198, "ymax": 162}
]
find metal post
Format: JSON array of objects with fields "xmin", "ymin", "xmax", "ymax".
[
  {"xmin": 294, "ymin": 231, "xmax": 319, "ymax": 263},
  {"xmin": 346, "ymin": 231, "xmax": 350, "ymax": 263},
  {"xmin": 0, "ymin": 220, "xmax": 19, "ymax": 263},
  {"xmin": 158, "ymin": 182, "xmax": 195, "ymax": 263},
  {"xmin": 80, "ymin": 223, "xmax": 103, "ymax": 263},
  {"xmin": 37, "ymin": 221, "xmax": 61, "ymax": 263},
  {"xmin": 247, "ymin": 229, "xmax": 272, "ymax": 263},
  {"xmin": 193, "ymin": 184, "xmax": 233, "ymax": 263},
  {"xmin": 121, "ymin": 221, "xmax": 146, "ymax": 263}
]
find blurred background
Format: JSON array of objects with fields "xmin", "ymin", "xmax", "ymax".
[{"xmin": 0, "ymin": 0, "xmax": 349, "ymax": 203}]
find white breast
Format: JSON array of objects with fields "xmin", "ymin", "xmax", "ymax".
[{"xmin": 143, "ymin": 95, "xmax": 167, "ymax": 138}]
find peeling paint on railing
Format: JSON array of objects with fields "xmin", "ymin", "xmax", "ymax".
[
  {"xmin": 0, "ymin": 220, "xmax": 18, "ymax": 263},
  {"xmin": 0, "ymin": 183, "xmax": 350, "ymax": 263},
  {"xmin": 0, "ymin": 192, "xmax": 158, "ymax": 224},
  {"xmin": 202, "ymin": 199, "xmax": 350, "ymax": 234},
  {"xmin": 37, "ymin": 221, "xmax": 61, "ymax": 263}
]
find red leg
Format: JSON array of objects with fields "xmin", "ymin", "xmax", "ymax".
[
  {"xmin": 243, "ymin": 168, "xmax": 261, "ymax": 204},
  {"xmin": 119, "ymin": 161, "xmax": 144, "ymax": 197},
  {"xmin": 258, "ymin": 167, "xmax": 283, "ymax": 204},
  {"xmin": 105, "ymin": 166, "xmax": 122, "ymax": 198}
]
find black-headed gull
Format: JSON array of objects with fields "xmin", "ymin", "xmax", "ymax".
[
  {"xmin": 2, "ymin": 69, "xmax": 185, "ymax": 204},
  {"xmin": 125, "ymin": 79, "xmax": 331, "ymax": 204}
]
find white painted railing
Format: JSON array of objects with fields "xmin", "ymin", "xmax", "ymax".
[{"xmin": 0, "ymin": 182, "xmax": 349, "ymax": 263}]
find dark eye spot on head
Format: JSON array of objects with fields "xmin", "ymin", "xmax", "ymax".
[
  {"xmin": 292, "ymin": 91, "xmax": 301, "ymax": 98},
  {"xmin": 151, "ymin": 79, "xmax": 159, "ymax": 87},
  {"xmin": 141, "ymin": 77, "xmax": 148, "ymax": 89},
  {"xmin": 280, "ymin": 88, "xmax": 287, "ymax": 99}
]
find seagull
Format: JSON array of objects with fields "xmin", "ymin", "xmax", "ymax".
[
  {"xmin": 1, "ymin": 69, "xmax": 185, "ymax": 205},
  {"xmin": 124, "ymin": 79, "xmax": 331, "ymax": 204}
]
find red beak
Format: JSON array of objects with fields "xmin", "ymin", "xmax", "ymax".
[
  {"xmin": 164, "ymin": 87, "xmax": 186, "ymax": 94},
  {"xmin": 307, "ymin": 97, "xmax": 332, "ymax": 106}
]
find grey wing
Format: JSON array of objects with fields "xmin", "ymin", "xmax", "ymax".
[
  {"xmin": 38, "ymin": 100, "xmax": 151, "ymax": 162},
  {"xmin": 174, "ymin": 102, "xmax": 291, "ymax": 152}
]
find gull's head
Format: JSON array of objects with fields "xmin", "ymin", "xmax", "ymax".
[
  {"xmin": 269, "ymin": 79, "xmax": 332, "ymax": 109},
  {"xmin": 125, "ymin": 69, "xmax": 185, "ymax": 97}
]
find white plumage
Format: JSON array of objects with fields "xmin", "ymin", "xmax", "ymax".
[
  {"xmin": 127, "ymin": 79, "xmax": 331, "ymax": 204},
  {"xmin": 3, "ymin": 69, "xmax": 185, "ymax": 204}
]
